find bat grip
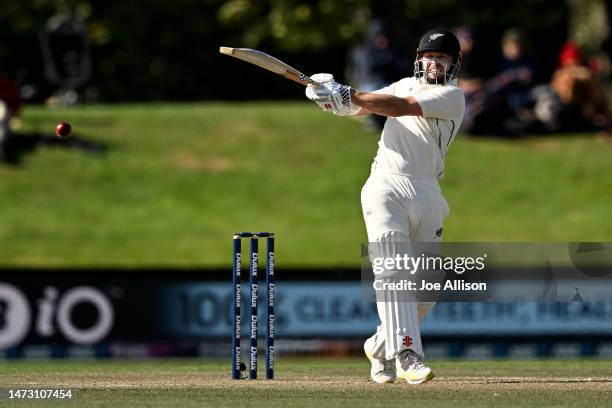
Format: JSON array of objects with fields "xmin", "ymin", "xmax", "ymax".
[{"xmin": 309, "ymin": 80, "xmax": 321, "ymax": 88}]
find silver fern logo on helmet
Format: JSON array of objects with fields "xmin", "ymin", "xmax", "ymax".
[{"xmin": 429, "ymin": 34, "xmax": 444, "ymax": 41}]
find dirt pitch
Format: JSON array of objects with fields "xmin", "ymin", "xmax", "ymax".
[{"xmin": 1, "ymin": 358, "xmax": 611, "ymax": 407}]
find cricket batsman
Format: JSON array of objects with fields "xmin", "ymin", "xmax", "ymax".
[{"xmin": 306, "ymin": 28, "xmax": 465, "ymax": 384}]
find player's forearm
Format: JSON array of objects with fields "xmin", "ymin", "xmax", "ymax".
[{"xmin": 352, "ymin": 91, "xmax": 423, "ymax": 117}]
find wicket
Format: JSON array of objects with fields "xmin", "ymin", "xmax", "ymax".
[{"xmin": 232, "ymin": 232, "xmax": 275, "ymax": 380}]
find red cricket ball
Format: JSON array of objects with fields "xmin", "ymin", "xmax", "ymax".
[{"xmin": 55, "ymin": 121, "xmax": 72, "ymax": 138}]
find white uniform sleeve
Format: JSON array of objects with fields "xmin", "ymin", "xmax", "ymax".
[{"xmin": 413, "ymin": 86, "xmax": 465, "ymax": 121}]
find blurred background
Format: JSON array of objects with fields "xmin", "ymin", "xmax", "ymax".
[{"xmin": 1, "ymin": 0, "xmax": 612, "ymax": 361}]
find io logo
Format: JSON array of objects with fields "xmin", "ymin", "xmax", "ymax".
[{"xmin": 0, "ymin": 284, "xmax": 114, "ymax": 349}]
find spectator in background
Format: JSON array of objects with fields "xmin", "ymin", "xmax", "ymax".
[
  {"xmin": 549, "ymin": 41, "xmax": 611, "ymax": 137},
  {"xmin": 480, "ymin": 29, "xmax": 540, "ymax": 136},
  {"xmin": 347, "ymin": 20, "xmax": 409, "ymax": 130},
  {"xmin": 454, "ymin": 27, "xmax": 486, "ymax": 133},
  {"xmin": 0, "ymin": 73, "xmax": 22, "ymax": 154}
]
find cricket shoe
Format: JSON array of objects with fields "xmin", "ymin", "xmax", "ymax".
[
  {"xmin": 395, "ymin": 349, "xmax": 435, "ymax": 385},
  {"xmin": 364, "ymin": 338, "xmax": 396, "ymax": 384}
]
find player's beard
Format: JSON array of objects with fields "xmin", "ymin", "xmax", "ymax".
[
  {"xmin": 426, "ymin": 75, "xmax": 444, "ymax": 84},
  {"xmin": 425, "ymin": 63, "xmax": 447, "ymax": 84},
  {"xmin": 425, "ymin": 73, "xmax": 446, "ymax": 84}
]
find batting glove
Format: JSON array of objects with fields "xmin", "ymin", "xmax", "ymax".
[{"xmin": 305, "ymin": 73, "xmax": 360, "ymax": 116}]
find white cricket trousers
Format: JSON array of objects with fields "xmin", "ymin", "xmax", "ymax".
[{"xmin": 361, "ymin": 171, "xmax": 449, "ymax": 360}]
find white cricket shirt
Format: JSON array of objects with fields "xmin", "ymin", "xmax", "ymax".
[{"xmin": 370, "ymin": 77, "xmax": 465, "ymax": 180}]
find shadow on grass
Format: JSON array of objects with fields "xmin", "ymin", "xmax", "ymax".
[{"xmin": 0, "ymin": 131, "xmax": 108, "ymax": 165}]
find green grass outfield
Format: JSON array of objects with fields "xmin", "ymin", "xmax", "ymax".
[
  {"xmin": 1, "ymin": 358, "xmax": 611, "ymax": 407},
  {"xmin": 1, "ymin": 102, "xmax": 611, "ymax": 266}
]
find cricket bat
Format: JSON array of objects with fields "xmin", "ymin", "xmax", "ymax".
[{"xmin": 219, "ymin": 47, "xmax": 319, "ymax": 87}]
